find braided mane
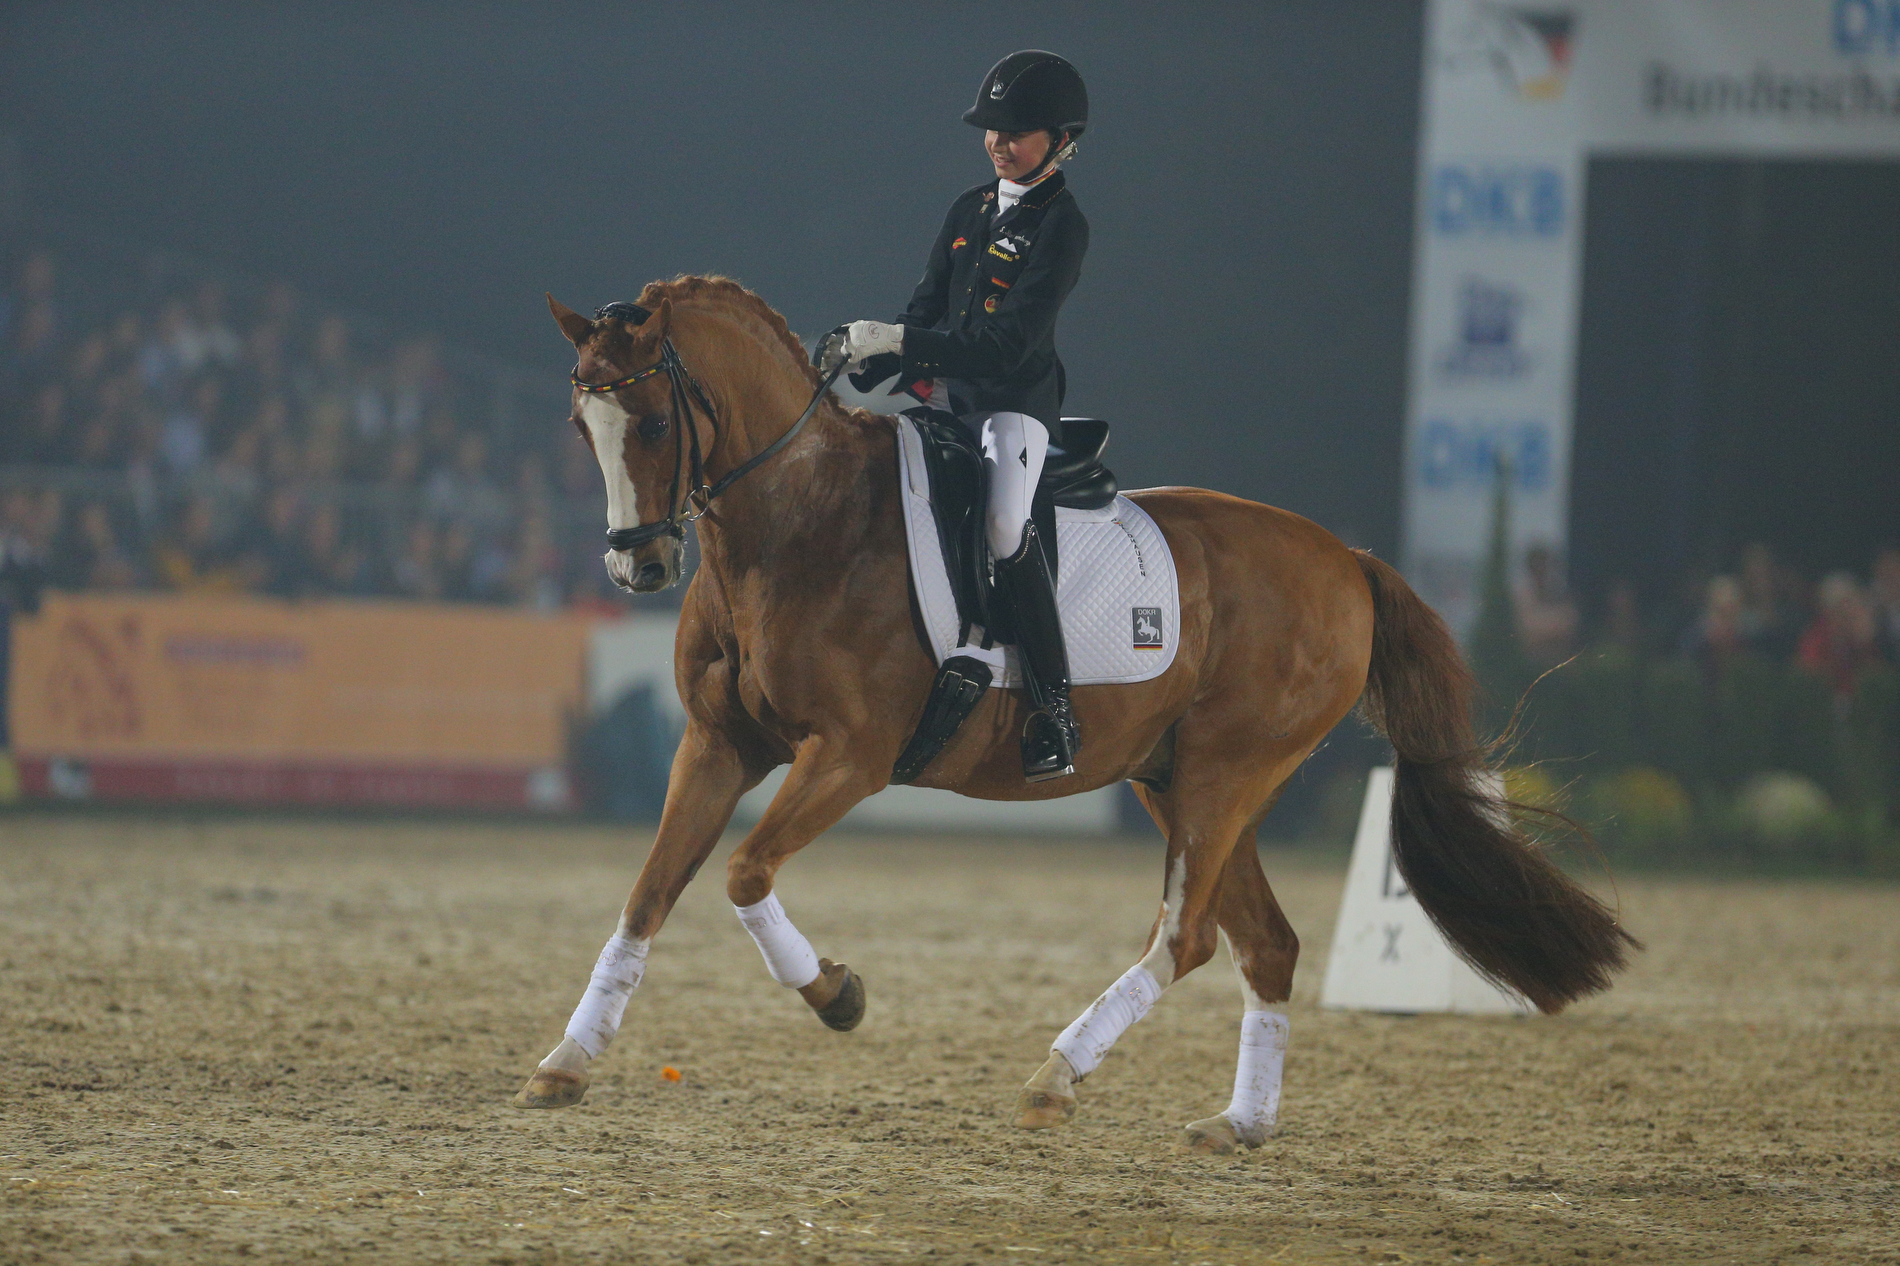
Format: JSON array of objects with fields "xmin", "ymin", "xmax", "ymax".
[{"xmin": 635, "ymin": 275, "xmax": 827, "ymax": 393}]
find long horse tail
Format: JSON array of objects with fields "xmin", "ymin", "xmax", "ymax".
[{"xmin": 1350, "ymin": 550, "xmax": 1639, "ymax": 1013}]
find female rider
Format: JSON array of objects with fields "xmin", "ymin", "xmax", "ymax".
[{"xmin": 821, "ymin": 49, "xmax": 1090, "ymax": 783}]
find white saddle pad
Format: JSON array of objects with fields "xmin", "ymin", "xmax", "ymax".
[{"xmin": 893, "ymin": 416, "xmax": 1180, "ymax": 689}]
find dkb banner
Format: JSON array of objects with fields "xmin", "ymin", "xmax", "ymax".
[
  {"xmin": 1406, "ymin": 0, "xmax": 1900, "ymax": 631},
  {"xmin": 8, "ymin": 593, "xmax": 590, "ymax": 809}
]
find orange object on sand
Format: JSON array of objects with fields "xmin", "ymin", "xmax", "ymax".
[{"xmin": 660, "ymin": 1066, "xmax": 682, "ymax": 1083}]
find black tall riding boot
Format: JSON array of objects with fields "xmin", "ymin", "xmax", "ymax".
[{"xmin": 995, "ymin": 521, "xmax": 1079, "ymax": 782}]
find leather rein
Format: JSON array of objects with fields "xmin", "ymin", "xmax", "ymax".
[{"xmin": 571, "ymin": 301, "xmax": 847, "ymax": 552}]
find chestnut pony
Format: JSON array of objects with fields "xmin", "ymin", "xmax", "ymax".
[{"xmin": 515, "ymin": 277, "xmax": 1634, "ymax": 1151}]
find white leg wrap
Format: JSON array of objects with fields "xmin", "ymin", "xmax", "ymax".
[
  {"xmin": 1222, "ymin": 1009, "xmax": 1290, "ymax": 1142},
  {"xmin": 1051, "ymin": 964, "xmax": 1163, "ymax": 1079},
  {"xmin": 734, "ymin": 892, "xmax": 822, "ymax": 988},
  {"xmin": 563, "ymin": 933, "xmax": 650, "ymax": 1058}
]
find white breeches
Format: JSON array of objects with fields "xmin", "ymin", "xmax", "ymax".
[{"xmin": 975, "ymin": 411, "xmax": 1049, "ymax": 559}]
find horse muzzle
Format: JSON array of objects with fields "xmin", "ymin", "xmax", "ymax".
[{"xmin": 604, "ymin": 535, "xmax": 683, "ymax": 593}]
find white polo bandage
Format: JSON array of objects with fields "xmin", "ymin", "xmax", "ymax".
[
  {"xmin": 1051, "ymin": 964, "xmax": 1163, "ymax": 1079},
  {"xmin": 1222, "ymin": 1009, "xmax": 1290, "ymax": 1138},
  {"xmin": 735, "ymin": 893, "xmax": 822, "ymax": 988},
  {"xmin": 563, "ymin": 933, "xmax": 650, "ymax": 1058}
]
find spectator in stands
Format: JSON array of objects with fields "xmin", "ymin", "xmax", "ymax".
[
  {"xmin": 296, "ymin": 502, "xmax": 359, "ymax": 597},
  {"xmin": 245, "ymin": 487, "xmax": 306, "ymax": 597},
  {"xmin": 180, "ymin": 280, "xmax": 242, "ymax": 376},
  {"xmin": 1872, "ymin": 545, "xmax": 1900, "ymax": 665},
  {"xmin": 1515, "ymin": 543, "xmax": 1579, "ymax": 668},
  {"xmin": 424, "ymin": 432, "xmax": 506, "ymax": 532},
  {"xmin": 159, "ymin": 373, "xmax": 225, "ymax": 475},
  {"xmin": 9, "ymin": 381, "xmax": 69, "ymax": 465},
  {"xmin": 1737, "ymin": 542, "xmax": 1801, "ymax": 661},
  {"xmin": 436, "ymin": 520, "xmax": 475, "ymax": 601},
  {"xmin": 1798, "ymin": 572, "xmax": 1881, "ymax": 708},
  {"xmin": 391, "ymin": 518, "xmax": 441, "ymax": 601},
  {"xmin": 138, "ymin": 299, "xmax": 193, "ymax": 405},
  {"xmin": 209, "ymin": 426, "xmax": 264, "ymax": 510},
  {"xmin": 1684, "ymin": 574, "xmax": 1747, "ymax": 679},
  {"xmin": 508, "ymin": 511, "xmax": 562, "ymax": 609},
  {"xmin": 153, "ymin": 494, "xmax": 242, "ymax": 592},
  {"xmin": 297, "ymin": 314, "xmax": 355, "ymax": 438},
  {"xmin": 55, "ymin": 501, "xmax": 143, "ymax": 591},
  {"xmin": 0, "ymin": 489, "xmax": 50, "ymax": 615},
  {"xmin": 385, "ymin": 337, "xmax": 443, "ymax": 440},
  {"xmin": 1, "ymin": 243, "xmax": 601, "ymax": 610}
]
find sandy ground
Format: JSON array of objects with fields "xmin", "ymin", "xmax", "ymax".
[{"xmin": 1, "ymin": 814, "xmax": 1896, "ymax": 1266}]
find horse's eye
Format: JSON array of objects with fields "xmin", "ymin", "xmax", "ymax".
[{"xmin": 637, "ymin": 414, "xmax": 669, "ymax": 441}]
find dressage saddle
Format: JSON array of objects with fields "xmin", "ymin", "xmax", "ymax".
[{"xmin": 905, "ymin": 412, "xmax": 1118, "ymax": 639}]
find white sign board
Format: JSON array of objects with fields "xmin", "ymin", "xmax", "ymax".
[
  {"xmin": 1404, "ymin": 0, "xmax": 1900, "ymax": 631},
  {"xmin": 1320, "ymin": 767, "xmax": 1530, "ymax": 1014}
]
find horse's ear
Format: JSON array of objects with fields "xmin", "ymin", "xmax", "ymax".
[
  {"xmin": 547, "ymin": 293, "xmax": 594, "ymax": 347},
  {"xmin": 644, "ymin": 297, "xmax": 672, "ymax": 339}
]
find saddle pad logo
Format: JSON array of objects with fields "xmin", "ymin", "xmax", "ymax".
[{"xmin": 1132, "ymin": 607, "xmax": 1164, "ymax": 648}]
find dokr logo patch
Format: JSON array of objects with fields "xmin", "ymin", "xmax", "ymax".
[{"xmin": 1132, "ymin": 607, "xmax": 1163, "ymax": 649}]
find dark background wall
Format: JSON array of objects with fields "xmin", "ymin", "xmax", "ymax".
[
  {"xmin": 1572, "ymin": 157, "xmax": 1900, "ymax": 614},
  {"xmin": 0, "ymin": 1, "xmax": 1425, "ymax": 556}
]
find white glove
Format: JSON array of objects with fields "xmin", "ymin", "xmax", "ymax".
[
  {"xmin": 846, "ymin": 320, "xmax": 904, "ymax": 362},
  {"xmin": 819, "ymin": 320, "xmax": 905, "ymax": 376}
]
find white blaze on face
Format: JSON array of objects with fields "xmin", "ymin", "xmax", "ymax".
[
  {"xmin": 580, "ymin": 394, "xmax": 642, "ymax": 590},
  {"xmin": 579, "ymin": 395, "xmax": 639, "ymax": 530}
]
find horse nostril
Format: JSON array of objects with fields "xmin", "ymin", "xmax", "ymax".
[{"xmin": 636, "ymin": 562, "xmax": 668, "ymax": 587}]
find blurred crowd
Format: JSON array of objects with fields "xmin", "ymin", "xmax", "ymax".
[
  {"xmin": 1512, "ymin": 540, "xmax": 1900, "ymax": 712},
  {"xmin": 0, "ymin": 245, "xmax": 632, "ymax": 612}
]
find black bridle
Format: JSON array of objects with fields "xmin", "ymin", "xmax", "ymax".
[{"xmin": 572, "ymin": 301, "xmax": 846, "ymax": 552}]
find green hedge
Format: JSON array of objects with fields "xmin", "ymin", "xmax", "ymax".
[{"xmin": 1509, "ymin": 654, "xmax": 1900, "ymax": 870}]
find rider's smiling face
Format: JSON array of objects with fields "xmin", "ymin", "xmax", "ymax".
[{"xmin": 986, "ymin": 129, "xmax": 1054, "ymax": 182}]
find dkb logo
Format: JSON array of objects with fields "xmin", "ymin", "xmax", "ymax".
[{"xmin": 1430, "ymin": 163, "xmax": 1565, "ymax": 238}]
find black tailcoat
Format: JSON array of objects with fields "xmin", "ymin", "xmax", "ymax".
[{"xmin": 894, "ymin": 171, "xmax": 1088, "ymax": 422}]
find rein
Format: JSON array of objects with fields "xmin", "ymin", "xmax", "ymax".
[{"xmin": 572, "ymin": 301, "xmax": 846, "ymax": 552}]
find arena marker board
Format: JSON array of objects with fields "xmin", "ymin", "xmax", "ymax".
[{"xmin": 1320, "ymin": 767, "xmax": 1531, "ymax": 1015}]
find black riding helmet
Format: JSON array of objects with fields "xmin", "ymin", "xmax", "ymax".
[{"xmin": 963, "ymin": 50, "xmax": 1089, "ymax": 142}]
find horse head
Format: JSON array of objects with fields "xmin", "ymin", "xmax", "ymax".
[
  {"xmin": 552, "ymin": 278, "xmax": 846, "ymax": 596},
  {"xmin": 551, "ymin": 293, "xmax": 691, "ymax": 593}
]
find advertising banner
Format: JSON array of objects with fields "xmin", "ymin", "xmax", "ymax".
[
  {"xmin": 9, "ymin": 593, "xmax": 590, "ymax": 809},
  {"xmin": 1406, "ymin": 0, "xmax": 1900, "ymax": 631}
]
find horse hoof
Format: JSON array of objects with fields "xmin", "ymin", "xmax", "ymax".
[
  {"xmin": 1013, "ymin": 1051, "xmax": 1078, "ymax": 1130},
  {"xmin": 1181, "ymin": 1114, "xmax": 1266, "ymax": 1154},
  {"xmin": 1015, "ymin": 1087, "xmax": 1077, "ymax": 1130},
  {"xmin": 512, "ymin": 1067, "xmax": 589, "ymax": 1109},
  {"xmin": 801, "ymin": 958, "xmax": 866, "ymax": 1032},
  {"xmin": 817, "ymin": 965, "xmax": 865, "ymax": 1032},
  {"xmin": 1182, "ymin": 1115, "xmax": 1242, "ymax": 1154}
]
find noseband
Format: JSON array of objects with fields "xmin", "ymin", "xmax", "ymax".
[{"xmin": 572, "ymin": 301, "xmax": 846, "ymax": 552}]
